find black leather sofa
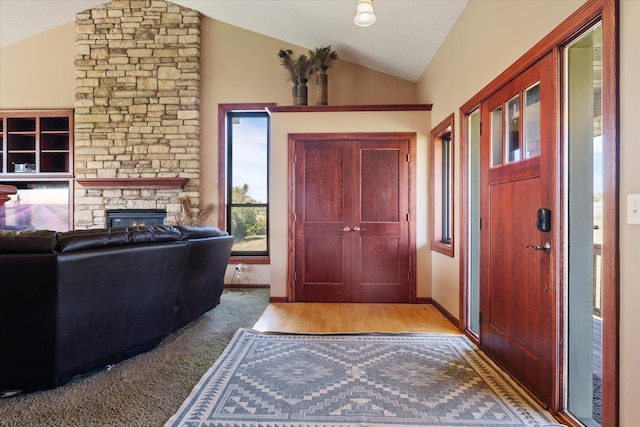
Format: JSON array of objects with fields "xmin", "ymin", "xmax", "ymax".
[{"xmin": 0, "ymin": 225, "xmax": 233, "ymax": 396}]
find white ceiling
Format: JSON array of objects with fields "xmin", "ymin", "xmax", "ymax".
[{"xmin": 0, "ymin": 0, "xmax": 468, "ymax": 82}]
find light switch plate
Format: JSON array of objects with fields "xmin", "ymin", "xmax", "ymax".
[{"xmin": 628, "ymin": 194, "xmax": 640, "ymax": 225}]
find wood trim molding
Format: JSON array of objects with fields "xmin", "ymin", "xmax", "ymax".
[
  {"xmin": 75, "ymin": 177, "xmax": 189, "ymax": 189},
  {"xmin": 287, "ymin": 134, "xmax": 297, "ymax": 303},
  {"xmin": 429, "ymin": 297, "xmax": 461, "ymax": 330},
  {"xmin": 224, "ymin": 284, "xmax": 270, "ymax": 289},
  {"xmin": 600, "ymin": 1, "xmax": 619, "ymax": 426},
  {"xmin": 268, "ymin": 104, "xmax": 432, "ymax": 113},
  {"xmin": 459, "ymin": 111, "xmax": 470, "ymax": 340},
  {"xmin": 229, "ymin": 255, "xmax": 270, "ymax": 265}
]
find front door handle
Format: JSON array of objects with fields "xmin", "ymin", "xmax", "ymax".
[{"xmin": 526, "ymin": 242, "xmax": 551, "ymax": 251}]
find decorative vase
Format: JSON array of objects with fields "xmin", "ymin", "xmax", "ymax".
[
  {"xmin": 296, "ymin": 79, "xmax": 308, "ymax": 106},
  {"xmin": 316, "ymin": 69, "xmax": 328, "ymax": 106},
  {"xmin": 292, "ymin": 83, "xmax": 299, "ymax": 106}
]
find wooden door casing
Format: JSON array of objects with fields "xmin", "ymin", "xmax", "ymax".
[
  {"xmin": 290, "ymin": 133, "xmax": 416, "ymax": 303},
  {"xmin": 479, "ymin": 53, "xmax": 557, "ymax": 405}
]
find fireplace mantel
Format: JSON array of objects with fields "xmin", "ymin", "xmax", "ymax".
[
  {"xmin": 0, "ymin": 184, "xmax": 18, "ymax": 207},
  {"xmin": 76, "ymin": 178, "xmax": 189, "ymax": 189}
]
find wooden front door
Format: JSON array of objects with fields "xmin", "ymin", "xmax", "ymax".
[
  {"xmin": 293, "ymin": 133, "xmax": 413, "ymax": 303},
  {"xmin": 480, "ymin": 53, "xmax": 557, "ymax": 405}
]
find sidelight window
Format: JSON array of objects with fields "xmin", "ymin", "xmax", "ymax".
[{"xmin": 430, "ymin": 113, "xmax": 455, "ymax": 257}]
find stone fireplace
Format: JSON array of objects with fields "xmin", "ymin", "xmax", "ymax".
[{"xmin": 73, "ymin": 0, "xmax": 201, "ymax": 229}]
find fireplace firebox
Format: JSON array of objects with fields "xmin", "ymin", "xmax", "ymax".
[{"xmin": 106, "ymin": 209, "xmax": 167, "ymax": 227}]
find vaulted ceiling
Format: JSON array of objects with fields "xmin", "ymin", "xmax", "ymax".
[{"xmin": 0, "ymin": 0, "xmax": 468, "ymax": 82}]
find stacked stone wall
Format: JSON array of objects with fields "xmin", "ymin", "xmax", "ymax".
[{"xmin": 74, "ymin": 0, "xmax": 200, "ymax": 228}]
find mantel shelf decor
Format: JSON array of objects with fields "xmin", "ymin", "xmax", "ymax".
[
  {"xmin": 310, "ymin": 45, "xmax": 338, "ymax": 106},
  {"xmin": 75, "ymin": 177, "xmax": 189, "ymax": 189},
  {"xmin": 278, "ymin": 46, "xmax": 337, "ymax": 106},
  {"xmin": 278, "ymin": 49, "xmax": 313, "ymax": 106}
]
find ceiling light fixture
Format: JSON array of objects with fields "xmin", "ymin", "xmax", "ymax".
[{"xmin": 354, "ymin": 0, "xmax": 376, "ymax": 27}]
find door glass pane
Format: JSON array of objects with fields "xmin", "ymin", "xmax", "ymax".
[
  {"xmin": 507, "ymin": 95, "xmax": 520, "ymax": 163},
  {"xmin": 491, "ymin": 106, "xmax": 503, "ymax": 167},
  {"xmin": 524, "ymin": 83, "xmax": 541, "ymax": 158}
]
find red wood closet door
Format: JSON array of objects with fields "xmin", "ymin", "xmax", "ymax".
[{"xmin": 294, "ymin": 134, "xmax": 410, "ymax": 303}]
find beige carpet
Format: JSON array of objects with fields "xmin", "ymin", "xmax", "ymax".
[{"xmin": 0, "ymin": 288, "xmax": 270, "ymax": 427}]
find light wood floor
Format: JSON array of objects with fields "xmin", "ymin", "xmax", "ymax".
[{"xmin": 252, "ymin": 303, "xmax": 461, "ymax": 334}]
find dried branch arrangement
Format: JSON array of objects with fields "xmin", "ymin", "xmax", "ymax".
[{"xmin": 176, "ymin": 196, "xmax": 214, "ymax": 226}]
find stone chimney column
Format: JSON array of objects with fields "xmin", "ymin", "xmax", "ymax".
[{"xmin": 74, "ymin": 0, "xmax": 200, "ymax": 228}]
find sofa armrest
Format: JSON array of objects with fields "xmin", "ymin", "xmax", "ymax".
[
  {"xmin": 54, "ymin": 241, "xmax": 188, "ymax": 378},
  {"xmin": 0, "ymin": 254, "xmax": 58, "ymax": 392},
  {"xmin": 171, "ymin": 235, "xmax": 233, "ymax": 330}
]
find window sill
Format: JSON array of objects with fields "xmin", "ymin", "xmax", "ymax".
[
  {"xmin": 431, "ymin": 241, "xmax": 454, "ymax": 258},
  {"xmin": 229, "ymin": 255, "xmax": 270, "ymax": 265}
]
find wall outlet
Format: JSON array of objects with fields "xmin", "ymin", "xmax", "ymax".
[
  {"xmin": 235, "ymin": 264, "xmax": 243, "ymax": 274},
  {"xmin": 628, "ymin": 194, "xmax": 640, "ymax": 225}
]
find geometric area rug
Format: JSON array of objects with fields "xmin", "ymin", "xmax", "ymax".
[{"xmin": 166, "ymin": 329, "xmax": 562, "ymax": 427}]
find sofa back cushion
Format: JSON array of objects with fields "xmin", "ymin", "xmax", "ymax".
[
  {"xmin": 57, "ymin": 227, "xmax": 130, "ymax": 253},
  {"xmin": 57, "ymin": 225, "xmax": 180, "ymax": 253},
  {"xmin": 128, "ymin": 225, "xmax": 181, "ymax": 244},
  {"xmin": 175, "ymin": 225, "xmax": 229, "ymax": 240},
  {"xmin": 0, "ymin": 229, "xmax": 57, "ymax": 253}
]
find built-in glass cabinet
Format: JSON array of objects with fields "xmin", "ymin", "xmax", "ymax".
[
  {"xmin": 0, "ymin": 110, "xmax": 74, "ymax": 231},
  {"xmin": 1, "ymin": 111, "xmax": 73, "ymax": 175}
]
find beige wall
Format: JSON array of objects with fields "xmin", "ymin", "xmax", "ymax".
[
  {"xmin": 269, "ymin": 111, "xmax": 431, "ymax": 299},
  {"xmin": 418, "ymin": 0, "xmax": 639, "ymax": 423},
  {"xmin": 417, "ymin": 0, "xmax": 588, "ymax": 318},
  {"xmin": 0, "ymin": 23, "xmax": 76, "ymax": 109},
  {"xmin": 199, "ymin": 18, "xmax": 417, "ymax": 204},
  {"xmin": 618, "ymin": 1, "xmax": 640, "ymax": 424},
  {"xmin": 0, "ymin": 16, "xmax": 418, "ymax": 287},
  {"xmin": 2, "ymin": 1, "xmax": 638, "ymax": 422},
  {"xmin": 199, "ymin": 19, "xmax": 418, "ymax": 285}
]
